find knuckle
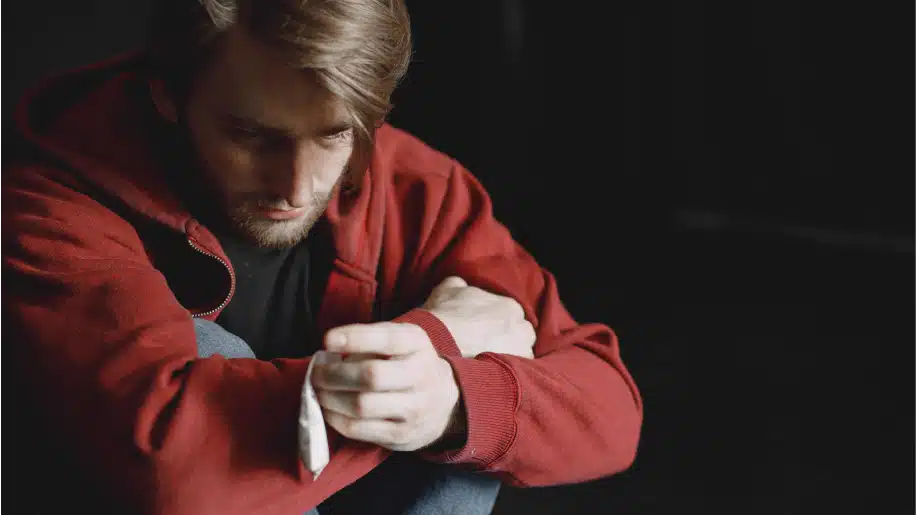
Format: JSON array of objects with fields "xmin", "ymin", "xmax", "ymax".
[
  {"xmin": 328, "ymin": 412, "xmax": 349, "ymax": 436},
  {"xmin": 342, "ymin": 418, "xmax": 361, "ymax": 439},
  {"xmin": 310, "ymin": 366, "xmax": 326, "ymax": 387},
  {"xmin": 361, "ymin": 363, "xmax": 382, "ymax": 389},
  {"xmin": 316, "ymin": 367, "xmax": 335, "ymax": 388},
  {"xmin": 352, "ymin": 393, "xmax": 370, "ymax": 417},
  {"xmin": 313, "ymin": 388, "xmax": 328, "ymax": 407},
  {"xmin": 330, "ymin": 412, "xmax": 345, "ymax": 431}
]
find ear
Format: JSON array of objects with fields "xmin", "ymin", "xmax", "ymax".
[{"xmin": 149, "ymin": 78, "xmax": 179, "ymax": 123}]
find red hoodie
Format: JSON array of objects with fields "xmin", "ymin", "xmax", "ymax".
[{"xmin": 3, "ymin": 54, "xmax": 642, "ymax": 514}]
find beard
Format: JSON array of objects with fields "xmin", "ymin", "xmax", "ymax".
[
  {"xmin": 225, "ymin": 190, "xmax": 334, "ymax": 249},
  {"xmin": 163, "ymin": 116, "xmax": 342, "ymax": 249}
]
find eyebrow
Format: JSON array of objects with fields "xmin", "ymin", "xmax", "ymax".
[
  {"xmin": 315, "ymin": 122, "xmax": 354, "ymax": 137},
  {"xmin": 226, "ymin": 114, "xmax": 352, "ymax": 138},
  {"xmin": 226, "ymin": 114, "xmax": 291, "ymax": 138}
]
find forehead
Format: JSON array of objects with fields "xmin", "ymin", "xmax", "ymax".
[{"xmin": 200, "ymin": 27, "xmax": 349, "ymax": 128}]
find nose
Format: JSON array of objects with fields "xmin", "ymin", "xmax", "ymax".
[{"xmin": 271, "ymin": 142, "xmax": 316, "ymax": 209}]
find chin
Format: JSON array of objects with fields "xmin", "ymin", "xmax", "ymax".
[
  {"xmin": 225, "ymin": 194, "xmax": 330, "ymax": 248},
  {"xmin": 233, "ymin": 216, "xmax": 317, "ymax": 249}
]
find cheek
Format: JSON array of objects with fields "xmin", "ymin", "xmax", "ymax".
[
  {"xmin": 313, "ymin": 146, "xmax": 354, "ymax": 190},
  {"xmin": 288, "ymin": 144, "xmax": 352, "ymax": 193},
  {"xmin": 189, "ymin": 122, "xmax": 259, "ymax": 192}
]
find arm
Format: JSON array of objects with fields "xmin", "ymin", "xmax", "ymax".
[
  {"xmin": 407, "ymin": 164, "xmax": 644, "ymax": 487},
  {"xmin": 3, "ymin": 168, "xmax": 359, "ymax": 514}
]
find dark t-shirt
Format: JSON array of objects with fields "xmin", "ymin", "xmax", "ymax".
[
  {"xmin": 208, "ymin": 218, "xmax": 334, "ymax": 360},
  {"xmin": 149, "ymin": 90, "xmax": 335, "ymax": 360}
]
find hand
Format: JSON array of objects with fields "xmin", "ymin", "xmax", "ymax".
[
  {"xmin": 423, "ymin": 276, "xmax": 537, "ymax": 359},
  {"xmin": 311, "ymin": 323, "xmax": 463, "ymax": 452}
]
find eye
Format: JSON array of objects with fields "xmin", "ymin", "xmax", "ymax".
[
  {"xmin": 323, "ymin": 128, "xmax": 353, "ymax": 143},
  {"xmin": 228, "ymin": 125, "xmax": 262, "ymax": 142}
]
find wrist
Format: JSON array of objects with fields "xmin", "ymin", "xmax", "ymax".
[
  {"xmin": 427, "ymin": 359, "xmax": 467, "ymax": 450},
  {"xmin": 445, "ymin": 394, "xmax": 467, "ymax": 438},
  {"xmin": 427, "ymin": 404, "xmax": 467, "ymax": 451},
  {"xmin": 394, "ymin": 309, "xmax": 462, "ymax": 357},
  {"xmin": 442, "ymin": 357, "xmax": 465, "ymax": 435}
]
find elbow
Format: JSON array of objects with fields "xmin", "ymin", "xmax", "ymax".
[
  {"xmin": 513, "ymin": 408, "xmax": 643, "ymax": 487},
  {"xmin": 615, "ymin": 397, "xmax": 643, "ymax": 473},
  {"xmin": 610, "ymin": 418, "xmax": 641, "ymax": 475},
  {"xmin": 613, "ymin": 369, "xmax": 644, "ymax": 474},
  {"xmin": 599, "ymin": 400, "xmax": 643, "ymax": 477}
]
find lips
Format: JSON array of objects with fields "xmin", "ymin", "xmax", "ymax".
[{"xmin": 258, "ymin": 207, "xmax": 308, "ymax": 220}]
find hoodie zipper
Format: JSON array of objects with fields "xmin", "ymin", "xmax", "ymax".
[{"xmin": 187, "ymin": 238, "xmax": 235, "ymax": 318}]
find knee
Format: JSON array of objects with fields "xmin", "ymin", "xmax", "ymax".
[
  {"xmin": 417, "ymin": 467, "xmax": 501, "ymax": 515},
  {"xmin": 193, "ymin": 319, "xmax": 257, "ymax": 359}
]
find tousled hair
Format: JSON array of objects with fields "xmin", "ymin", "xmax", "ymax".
[{"xmin": 149, "ymin": 0, "xmax": 412, "ymax": 184}]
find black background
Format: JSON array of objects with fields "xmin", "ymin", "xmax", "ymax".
[{"xmin": 5, "ymin": 1, "xmax": 914, "ymax": 513}]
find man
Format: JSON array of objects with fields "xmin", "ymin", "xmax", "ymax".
[{"xmin": 3, "ymin": 0, "xmax": 643, "ymax": 513}]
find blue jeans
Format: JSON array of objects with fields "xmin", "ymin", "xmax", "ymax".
[{"xmin": 194, "ymin": 319, "xmax": 501, "ymax": 515}]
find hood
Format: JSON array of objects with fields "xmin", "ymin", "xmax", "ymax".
[
  {"xmin": 12, "ymin": 51, "xmax": 194, "ymax": 232},
  {"xmin": 10, "ymin": 52, "xmax": 387, "ymax": 274}
]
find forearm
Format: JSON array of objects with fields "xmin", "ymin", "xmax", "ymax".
[
  {"xmin": 487, "ymin": 338, "xmax": 641, "ymax": 485},
  {"xmin": 28, "ymin": 340, "xmax": 327, "ymax": 513},
  {"xmin": 7, "ymin": 274, "xmax": 344, "ymax": 513},
  {"xmin": 390, "ymin": 309, "xmax": 470, "ymax": 451},
  {"xmin": 421, "ymin": 326, "xmax": 642, "ymax": 486}
]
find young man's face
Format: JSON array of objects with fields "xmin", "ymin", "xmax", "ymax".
[{"xmin": 183, "ymin": 28, "xmax": 354, "ymax": 248}]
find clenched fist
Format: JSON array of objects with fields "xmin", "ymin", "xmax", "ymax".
[
  {"xmin": 311, "ymin": 323, "xmax": 463, "ymax": 451},
  {"xmin": 423, "ymin": 276, "xmax": 537, "ymax": 359}
]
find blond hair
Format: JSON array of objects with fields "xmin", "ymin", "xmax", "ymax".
[{"xmin": 149, "ymin": 0, "xmax": 412, "ymax": 183}]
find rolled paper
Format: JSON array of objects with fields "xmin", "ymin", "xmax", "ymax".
[{"xmin": 299, "ymin": 351, "xmax": 342, "ymax": 480}]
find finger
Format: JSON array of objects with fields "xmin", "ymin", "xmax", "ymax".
[
  {"xmin": 342, "ymin": 352, "xmax": 387, "ymax": 362},
  {"xmin": 325, "ymin": 322, "xmax": 429, "ymax": 356},
  {"xmin": 316, "ymin": 390, "xmax": 418, "ymax": 420},
  {"xmin": 312, "ymin": 356, "xmax": 423, "ymax": 391},
  {"xmin": 323, "ymin": 410, "xmax": 410, "ymax": 449}
]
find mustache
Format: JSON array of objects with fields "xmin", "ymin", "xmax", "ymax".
[{"xmin": 239, "ymin": 192, "xmax": 329, "ymax": 212}]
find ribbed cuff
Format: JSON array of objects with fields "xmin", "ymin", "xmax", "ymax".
[
  {"xmin": 420, "ymin": 354, "xmax": 519, "ymax": 467},
  {"xmin": 394, "ymin": 309, "xmax": 461, "ymax": 357}
]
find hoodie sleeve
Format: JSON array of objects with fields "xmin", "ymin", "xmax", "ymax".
[
  {"xmin": 1, "ymin": 167, "xmax": 373, "ymax": 514},
  {"xmin": 406, "ymin": 163, "xmax": 644, "ymax": 487}
]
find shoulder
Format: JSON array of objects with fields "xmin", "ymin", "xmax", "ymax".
[
  {"xmin": 372, "ymin": 124, "xmax": 458, "ymax": 186},
  {"xmin": 368, "ymin": 124, "xmax": 502, "ymax": 221},
  {"xmin": 369, "ymin": 123, "xmax": 493, "ymax": 215},
  {"xmin": 3, "ymin": 163, "xmax": 148, "ymax": 269},
  {"xmin": 4, "ymin": 162, "xmax": 114, "ymax": 220}
]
